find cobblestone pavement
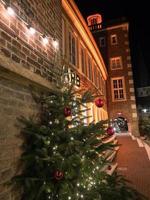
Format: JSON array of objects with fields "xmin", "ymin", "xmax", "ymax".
[{"xmin": 116, "ymin": 135, "xmax": 150, "ymax": 200}]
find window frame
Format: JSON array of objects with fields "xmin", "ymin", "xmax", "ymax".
[
  {"xmin": 80, "ymin": 44, "xmax": 87, "ymax": 76},
  {"xmin": 69, "ymin": 30, "xmax": 77, "ymax": 67},
  {"xmin": 99, "ymin": 37, "xmax": 105, "ymax": 47},
  {"xmin": 110, "ymin": 56, "xmax": 123, "ymax": 70},
  {"xmin": 62, "ymin": 18, "xmax": 66, "ymax": 58},
  {"xmin": 111, "ymin": 77, "xmax": 126, "ymax": 102},
  {"xmin": 110, "ymin": 34, "xmax": 118, "ymax": 45},
  {"xmin": 87, "ymin": 54, "xmax": 93, "ymax": 81}
]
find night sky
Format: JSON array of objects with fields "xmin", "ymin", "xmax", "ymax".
[{"xmin": 74, "ymin": 0, "xmax": 150, "ymax": 88}]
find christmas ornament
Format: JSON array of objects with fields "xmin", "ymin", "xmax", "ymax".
[
  {"xmin": 64, "ymin": 107, "xmax": 71, "ymax": 117},
  {"xmin": 95, "ymin": 98, "xmax": 104, "ymax": 108},
  {"xmin": 107, "ymin": 165, "xmax": 112, "ymax": 170},
  {"xmin": 53, "ymin": 170, "xmax": 64, "ymax": 180},
  {"xmin": 106, "ymin": 126, "xmax": 115, "ymax": 136}
]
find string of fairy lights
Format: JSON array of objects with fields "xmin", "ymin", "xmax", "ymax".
[{"xmin": 0, "ymin": 0, "xmax": 59, "ymax": 50}]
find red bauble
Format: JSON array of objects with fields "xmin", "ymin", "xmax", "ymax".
[
  {"xmin": 106, "ymin": 126, "xmax": 115, "ymax": 136},
  {"xmin": 64, "ymin": 107, "xmax": 71, "ymax": 117},
  {"xmin": 53, "ymin": 170, "xmax": 64, "ymax": 180},
  {"xmin": 95, "ymin": 98, "xmax": 104, "ymax": 108},
  {"xmin": 107, "ymin": 165, "xmax": 112, "ymax": 170}
]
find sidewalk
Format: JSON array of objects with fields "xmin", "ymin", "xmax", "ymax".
[{"xmin": 116, "ymin": 134, "xmax": 150, "ymax": 199}]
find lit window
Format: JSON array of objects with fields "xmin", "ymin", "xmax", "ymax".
[
  {"xmin": 98, "ymin": 71, "xmax": 102, "ymax": 91},
  {"xmin": 87, "ymin": 56, "xmax": 92, "ymax": 81},
  {"xmin": 102, "ymin": 78, "xmax": 106, "ymax": 95},
  {"xmin": 110, "ymin": 57, "xmax": 122, "ymax": 70},
  {"xmin": 111, "ymin": 77, "xmax": 126, "ymax": 101},
  {"xmin": 99, "ymin": 37, "xmax": 105, "ymax": 47},
  {"xmin": 93, "ymin": 65, "xmax": 97, "ymax": 87},
  {"xmin": 111, "ymin": 34, "xmax": 118, "ymax": 45},
  {"xmin": 69, "ymin": 31, "xmax": 77, "ymax": 66},
  {"xmin": 80, "ymin": 46, "xmax": 86, "ymax": 75},
  {"xmin": 91, "ymin": 18, "xmax": 97, "ymax": 25},
  {"xmin": 62, "ymin": 18, "xmax": 65, "ymax": 57}
]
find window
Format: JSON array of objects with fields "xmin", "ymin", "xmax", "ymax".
[
  {"xmin": 87, "ymin": 56, "xmax": 92, "ymax": 81},
  {"xmin": 111, "ymin": 34, "xmax": 118, "ymax": 45},
  {"xmin": 102, "ymin": 78, "xmax": 106, "ymax": 96},
  {"xmin": 91, "ymin": 18, "xmax": 97, "ymax": 25},
  {"xmin": 99, "ymin": 37, "xmax": 105, "ymax": 47},
  {"xmin": 80, "ymin": 46, "xmax": 86, "ymax": 75},
  {"xmin": 62, "ymin": 18, "xmax": 65, "ymax": 57},
  {"xmin": 69, "ymin": 31, "xmax": 77, "ymax": 66},
  {"xmin": 93, "ymin": 64, "xmax": 97, "ymax": 87},
  {"xmin": 110, "ymin": 57, "xmax": 122, "ymax": 70},
  {"xmin": 111, "ymin": 77, "xmax": 126, "ymax": 101}
]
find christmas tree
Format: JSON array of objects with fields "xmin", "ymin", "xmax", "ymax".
[{"xmin": 13, "ymin": 72, "xmax": 147, "ymax": 200}]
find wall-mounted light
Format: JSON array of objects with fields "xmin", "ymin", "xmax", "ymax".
[
  {"xmin": 7, "ymin": 6, "xmax": 15, "ymax": 16},
  {"xmin": 52, "ymin": 38, "xmax": 59, "ymax": 49},
  {"xmin": 42, "ymin": 36, "xmax": 49, "ymax": 45},
  {"xmin": 28, "ymin": 27, "xmax": 36, "ymax": 35}
]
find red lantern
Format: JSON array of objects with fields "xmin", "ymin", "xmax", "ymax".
[
  {"xmin": 95, "ymin": 98, "xmax": 104, "ymax": 108},
  {"xmin": 53, "ymin": 170, "xmax": 64, "ymax": 180},
  {"xmin": 106, "ymin": 126, "xmax": 115, "ymax": 136},
  {"xmin": 64, "ymin": 107, "xmax": 71, "ymax": 117}
]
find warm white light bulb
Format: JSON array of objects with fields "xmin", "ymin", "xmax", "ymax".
[
  {"xmin": 29, "ymin": 27, "xmax": 36, "ymax": 35},
  {"xmin": 7, "ymin": 7, "xmax": 15, "ymax": 16},
  {"xmin": 52, "ymin": 39, "xmax": 59, "ymax": 49},
  {"xmin": 42, "ymin": 36, "xmax": 49, "ymax": 45},
  {"xmin": 71, "ymin": 137, "xmax": 74, "ymax": 141}
]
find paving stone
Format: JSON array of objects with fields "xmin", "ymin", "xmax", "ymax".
[{"xmin": 116, "ymin": 135, "xmax": 150, "ymax": 199}]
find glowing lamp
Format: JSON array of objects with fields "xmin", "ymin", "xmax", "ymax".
[
  {"xmin": 42, "ymin": 36, "xmax": 49, "ymax": 45},
  {"xmin": 7, "ymin": 7, "xmax": 15, "ymax": 16},
  {"xmin": 29, "ymin": 27, "xmax": 36, "ymax": 35},
  {"xmin": 52, "ymin": 39, "xmax": 59, "ymax": 49}
]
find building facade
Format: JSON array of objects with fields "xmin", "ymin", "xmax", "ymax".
[
  {"xmin": 87, "ymin": 14, "xmax": 139, "ymax": 135},
  {"xmin": 0, "ymin": 0, "xmax": 62, "ymax": 199},
  {"xmin": 62, "ymin": 1, "xmax": 108, "ymax": 123},
  {"xmin": 0, "ymin": 0, "xmax": 108, "ymax": 198}
]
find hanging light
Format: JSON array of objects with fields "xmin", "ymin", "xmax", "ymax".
[{"xmin": 7, "ymin": 6, "xmax": 15, "ymax": 16}]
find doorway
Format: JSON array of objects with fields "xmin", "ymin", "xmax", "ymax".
[{"xmin": 113, "ymin": 117, "xmax": 128, "ymax": 133}]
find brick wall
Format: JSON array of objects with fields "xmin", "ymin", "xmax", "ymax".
[
  {"xmin": 0, "ymin": 0, "xmax": 62, "ymax": 83},
  {"xmin": 90, "ymin": 22, "xmax": 139, "ymax": 135},
  {"xmin": 0, "ymin": 0, "xmax": 62, "ymax": 199},
  {"xmin": 104, "ymin": 25, "xmax": 139, "ymax": 135}
]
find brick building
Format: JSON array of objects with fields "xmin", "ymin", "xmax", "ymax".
[
  {"xmin": 0, "ymin": 0, "xmax": 108, "ymax": 198},
  {"xmin": 87, "ymin": 14, "xmax": 139, "ymax": 135},
  {"xmin": 0, "ymin": 0, "xmax": 141, "ymax": 198},
  {"xmin": 62, "ymin": 1, "xmax": 108, "ymax": 123},
  {"xmin": 0, "ymin": 0, "xmax": 62, "ymax": 199}
]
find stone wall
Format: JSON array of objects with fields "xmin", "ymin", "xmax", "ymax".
[{"xmin": 0, "ymin": 0, "xmax": 62, "ymax": 199}]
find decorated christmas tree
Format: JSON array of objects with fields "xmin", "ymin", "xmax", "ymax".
[{"xmin": 13, "ymin": 71, "xmax": 147, "ymax": 200}]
